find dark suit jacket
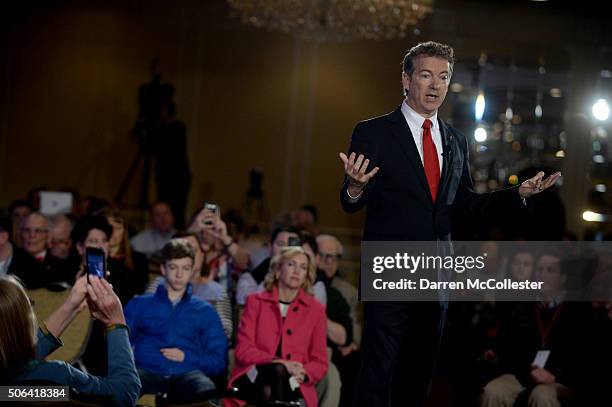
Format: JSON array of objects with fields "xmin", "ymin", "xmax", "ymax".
[
  {"xmin": 340, "ymin": 106, "xmax": 525, "ymax": 241},
  {"xmin": 8, "ymin": 247, "xmax": 76, "ymax": 289}
]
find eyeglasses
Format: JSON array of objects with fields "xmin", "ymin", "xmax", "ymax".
[{"xmin": 320, "ymin": 252, "xmax": 341, "ymax": 262}]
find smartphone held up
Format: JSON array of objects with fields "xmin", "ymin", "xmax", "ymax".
[
  {"xmin": 203, "ymin": 202, "xmax": 220, "ymax": 226},
  {"xmin": 85, "ymin": 247, "xmax": 106, "ymax": 280}
]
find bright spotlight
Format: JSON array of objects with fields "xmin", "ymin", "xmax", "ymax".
[
  {"xmin": 475, "ymin": 91, "xmax": 485, "ymax": 121},
  {"xmin": 582, "ymin": 210, "xmax": 607, "ymax": 222},
  {"xmin": 535, "ymin": 104, "xmax": 542, "ymax": 119},
  {"xmin": 593, "ymin": 99, "xmax": 610, "ymax": 121},
  {"xmin": 474, "ymin": 127, "xmax": 487, "ymax": 142}
]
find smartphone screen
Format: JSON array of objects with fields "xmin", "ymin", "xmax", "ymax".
[
  {"xmin": 86, "ymin": 248, "xmax": 106, "ymax": 279},
  {"xmin": 203, "ymin": 202, "xmax": 220, "ymax": 225},
  {"xmin": 204, "ymin": 202, "xmax": 220, "ymax": 215},
  {"xmin": 287, "ymin": 236, "xmax": 301, "ymax": 247}
]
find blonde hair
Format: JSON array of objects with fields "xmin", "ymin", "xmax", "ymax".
[
  {"xmin": 0, "ymin": 276, "xmax": 37, "ymax": 373},
  {"xmin": 263, "ymin": 247, "xmax": 317, "ymax": 293}
]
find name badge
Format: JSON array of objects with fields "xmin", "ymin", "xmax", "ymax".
[{"xmin": 533, "ymin": 350, "xmax": 550, "ymax": 368}]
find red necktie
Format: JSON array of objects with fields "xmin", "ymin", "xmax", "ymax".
[{"xmin": 422, "ymin": 119, "xmax": 440, "ymax": 201}]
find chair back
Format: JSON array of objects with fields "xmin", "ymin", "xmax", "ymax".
[{"xmin": 27, "ymin": 287, "xmax": 91, "ymax": 362}]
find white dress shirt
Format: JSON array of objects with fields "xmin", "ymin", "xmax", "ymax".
[
  {"xmin": 346, "ymin": 103, "xmax": 445, "ymax": 202},
  {"xmin": 400, "ymin": 101, "xmax": 443, "ymax": 173}
]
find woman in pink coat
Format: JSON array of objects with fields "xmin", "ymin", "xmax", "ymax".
[{"xmin": 227, "ymin": 246, "xmax": 328, "ymax": 407}]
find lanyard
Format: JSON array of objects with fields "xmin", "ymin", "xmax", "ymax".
[{"xmin": 535, "ymin": 303, "xmax": 563, "ymax": 348}]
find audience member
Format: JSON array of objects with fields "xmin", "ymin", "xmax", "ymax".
[
  {"xmin": 131, "ymin": 201, "xmax": 177, "ymax": 257},
  {"xmin": 480, "ymin": 252, "xmax": 588, "ymax": 407},
  {"xmin": 293, "ymin": 204, "xmax": 320, "ymax": 237},
  {"xmin": 316, "ymin": 234, "xmax": 360, "ymax": 346},
  {"xmin": 147, "ymin": 231, "xmax": 234, "ymax": 340},
  {"xmin": 250, "ymin": 226, "xmax": 300, "ymax": 284},
  {"xmin": 0, "ymin": 274, "xmax": 141, "ymax": 406},
  {"xmin": 99, "ymin": 206, "xmax": 150, "ymax": 302},
  {"xmin": 238, "ymin": 234, "xmax": 328, "ymax": 307},
  {"xmin": 47, "ymin": 215, "xmax": 74, "ymax": 260},
  {"xmin": 509, "ymin": 250, "xmax": 535, "ymax": 282},
  {"xmin": 72, "ymin": 215, "xmax": 115, "ymax": 375},
  {"xmin": 228, "ymin": 247, "xmax": 328, "ymax": 407},
  {"xmin": 125, "ymin": 239, "xmax": 228, "ymax": 404},
  {"xmin": 22, "ymin": 212, "xmax": 49, "ymax": 260},
  {"xmin": 8, "ymin": 199, "xmax": 32, "ymax": 248},
  {"xmin": 315, "ymin": 234, "xmax": 361, "ymax": 407},
  {"xmin": 189, "ymin": 205, "xmax": 250, "ymax": 296},
  {"xmin": 7, "ymin": 212, "xmax": 70, "ymax": 287},
  {"xmin": 0, "ymin": 217, "xmax": 13, "ymax": 276}
]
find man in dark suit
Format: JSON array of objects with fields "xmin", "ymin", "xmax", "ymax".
[{"xmin": 338, "ymin": 41, "xmax": 560, "ymax": 407}]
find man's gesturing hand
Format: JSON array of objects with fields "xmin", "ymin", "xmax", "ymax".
[
  {"xmin": 519, "ymin": 171, "xmax": 562, "ymax": 199},
  {"xmin": 339, "ymin": 152, "xmax": 380, "ymax": 198}
]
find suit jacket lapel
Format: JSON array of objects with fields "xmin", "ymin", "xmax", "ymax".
[
  {"xmin": 436, "ymin": 118, "xmax": 455, "ymax": 208},
  {"xmin": 386, "ymin": 106, "xmax": 432, "ymax": 203}
]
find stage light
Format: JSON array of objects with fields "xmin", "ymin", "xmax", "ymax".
[
  {"xmin": 505, "ymin": 107, "xmax": 513, "ymax": 121},
  {"xmin": 555, "ymin": 150, "xmax": 565, "ymax": 158},
  {"xmin": 535, "ymin": 104, "xmax": 542, "ymax": 119},
  {"xmin": 592, "ymin": 98, "xmax": 610, "ymax": 121},
  {"xmin": 595, "ymin": 184, "xmax": 607, "ymax": 192},
  {"xmin": 582, "ymin": 210, "xmax": 607, "ymax": 222},
  {"xmin": 549, "ymin": 88, "xmax": 562, "ymax": 98},
  {"xmin": 508, "ymin": 175, "xmax": 519, "ymax": 185},
  {"xmin": 593, "ymin": 154, "xmax": 605, "ymax": 163},
  {"xmin": 475, "ymin": 91, "xmax": 485, "ymax": 121},
  {"xmin": 474, "ymin": 127, "xmax": 487, "ymax": 142}
]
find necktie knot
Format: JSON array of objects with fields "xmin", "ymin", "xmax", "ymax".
[{"xmin": 422, "ymin": 119, "xmax": 432, "ymax": 130}]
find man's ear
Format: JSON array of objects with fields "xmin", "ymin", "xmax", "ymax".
[
  {"xmin": 402, "ymin": 71, "xmax": 411, "ymax": 93},
  {"xmin": 160, "ymin": 263, "xmax": 167, "ymax": 277}
]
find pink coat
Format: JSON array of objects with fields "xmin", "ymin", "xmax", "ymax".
[{"xmin": 226, "ymin": 286, "xmax": 328, "ymax": 407}]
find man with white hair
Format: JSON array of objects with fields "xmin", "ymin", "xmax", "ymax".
[
  {"xmin": 316, "ymin": 234, "xmax": 360, "ymax": 344},
  {"xmin": 8, "ymin": 212, "xmax": 72, "ymax": 288},
  {"xmin": 316, "ymin": 234, "xmax": 362, "ymax": 407}
]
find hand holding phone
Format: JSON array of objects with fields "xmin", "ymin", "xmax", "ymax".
[{"xmin": 86, "ymin": 277, "xmax": 125, "ymax": 327}]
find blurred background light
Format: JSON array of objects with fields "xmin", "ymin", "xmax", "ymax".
[{"xmin": 592, "ymin": 98, "xmax": 610, "ymax": 121}]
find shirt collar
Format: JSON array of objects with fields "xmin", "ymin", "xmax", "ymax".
[
  {"xmin": 401, "ymin": 101, "xmax": 438, "ymax": 132},
  {"xmin": 155, "ymin": 281, "xmax": 192, "ymax": 303}
]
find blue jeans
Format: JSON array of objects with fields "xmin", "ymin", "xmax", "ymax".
[{"xmin": 138, "ymin": 368, "xmax": 216, "ymax": 403}]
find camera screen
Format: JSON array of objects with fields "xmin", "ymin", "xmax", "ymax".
[{"xmin": 87, "ymin": 251, "xmax": 105, "ymax": 279}]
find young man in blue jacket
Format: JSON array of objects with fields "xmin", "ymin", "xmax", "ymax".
[{"xmin": 125, "ymin": 238, "xmax": 228, "ymax": 403}]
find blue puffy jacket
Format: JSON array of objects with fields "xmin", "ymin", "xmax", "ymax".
[{"xmin": 124, "ymin": 284, "xmax": 227, "ymax": 377}]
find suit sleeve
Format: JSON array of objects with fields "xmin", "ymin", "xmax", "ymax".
[
  {"xmin": 340, "ymin": 122, "xmax": 379, "ymax": 213},
  {"xmin": 452, "ymin": 131, "xmax": 528, "ymax": 217}
]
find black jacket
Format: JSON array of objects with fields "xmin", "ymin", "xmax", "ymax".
[{"xmin": 340, "ymin": 106, "xmax": 525, "ymax": 241}]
